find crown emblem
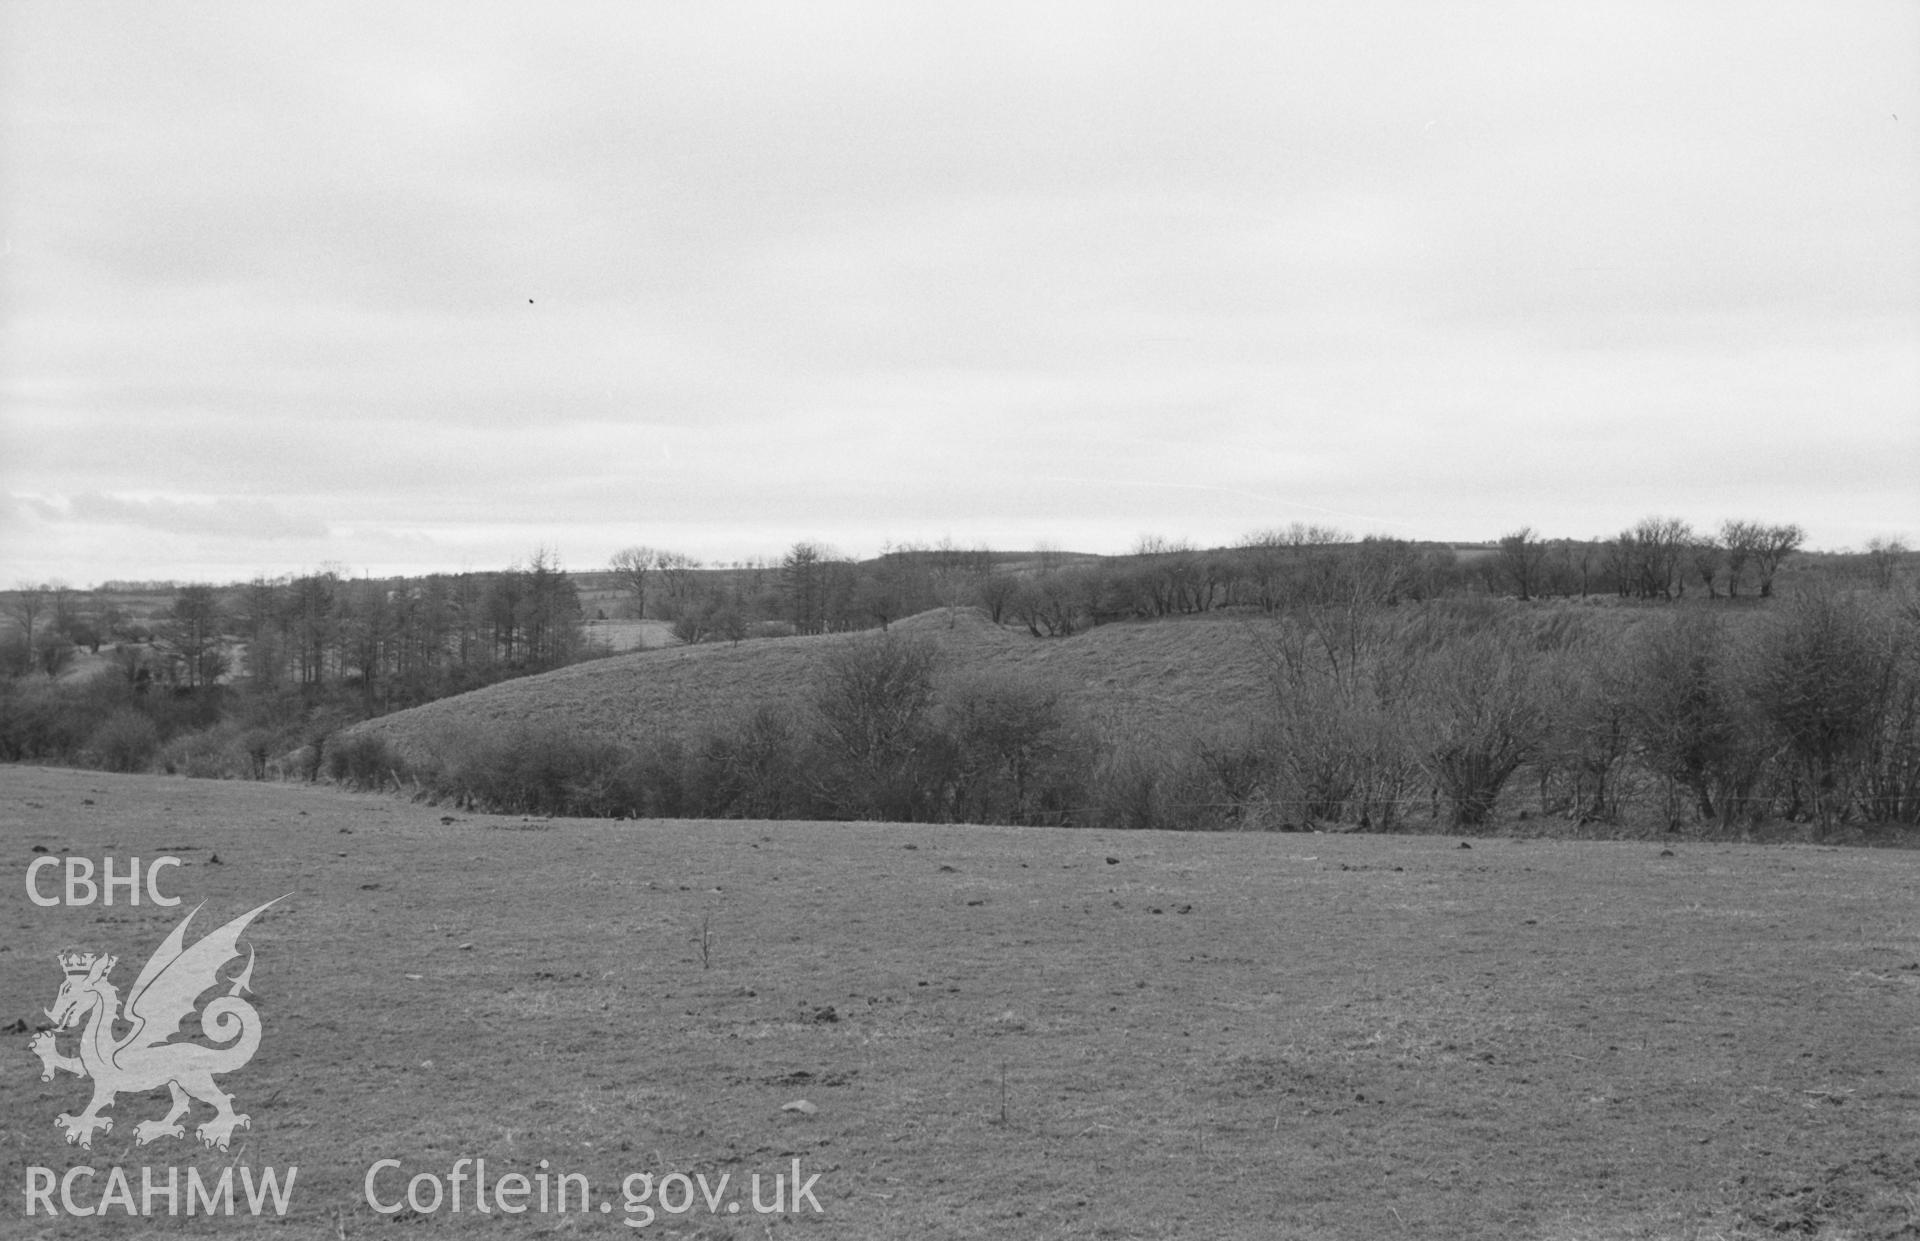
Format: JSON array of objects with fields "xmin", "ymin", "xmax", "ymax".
[{"xmin": 58, "ymin": 949, "xmax": 102, "ymax": 976}]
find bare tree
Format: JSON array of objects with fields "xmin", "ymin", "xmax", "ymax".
[
  {"xmin": 924, "ymin": 538, "xmax": 990, "ymax": 626},
  {"xmin": 334, "ymin": 577, "xmax": 394, "ymax": 712},
  {"xmin": 1748, "ymin": 592, "xmax": 1887, "ymax": 831},
  {"xmin": 47, "ymin": 582, "xmax": 78, "ymax": 642},
  {"xmin": 942, "ymin": 671, "xmax": 1087, "ymax": 826},
  {"xmin": 1601, "ymin": 534, "xmax": 1635, "ymax": 597},
  {"xmin": 783, "ymin": 542, "xmax": 828, "ymax": 635},
  {"xmin": 1620, "ymin": 610, "xmax": 1766, "ymax": 827},
  {"xmin": 238, "ymin": 576, "xmax": 288, "ymax": 688},
  {"xmin": 1720, "ymin": 520, "xmax": 1760, "ymax": 598},
  {"xmin": 1495, "ymin": 527, "xmax": 1547, "ymax": 600},
  {"xmin": 856, "ymin": 563, "xmax": 907, "ymax": 631},
  {"xmin": 1686, "ymin": 536, "xmax": 1725, "ymax": 600},
  {"xmin": 166, "ymin": 584, "xmax": 227, "ymax": 690},
  {"xmin": 811, "ymin": 632, "xmax": 941, "ymax": 819},
  {"xmin": 975, "ymin": 569, "xmax": 1019, "ymax": 625},
  {"xmin": 1244, "ymin": 577, "xmax": 1419, "ymax": 829},
  {"xmin": 1011, "ymin": 565, "xmax": 1095, "ymax": 638},
  {"xmin": 1620, "ymin": 517, "xmax": 1692, "ymax": 600},
  {"xmin": 1865, "ymin": 535, "xmax": 1910, "ymax": 590},
  {"xmin": 654, "ymin": 550, "xmax": 703, "ymax": 608},
  {"xmin": 1718, "ymin": 519, "xmax": 1801, "ymax": 599},
  {"xmin": 288, "ymin": 571, "xmax": 337, "ymax": 687},
  {"xmin": 1418, "ymin": 618, "xmax": 1546, "ymax": 827},
  {"xmin": 1548, "ymin": 539, "xmax": 1598, "ymax": 597},
  {"xmin": 4, "ymin": 582, "xmax": 48, "ymax": 676},
  {"xmin": 1233, "ymin": 524, "xmax": 1353, "ymax": 612},
  {"xmin": 34, "ymin": 629, "xmax": 75, "ymax": 679},
  {"xmin": 607, "ymin": 546, "xmax": 656, "ymax": 619},
  {"xmin": 1751, "ymin": 523, "xmax": 1805, "ymax": 598},
  {"xmin": 1236, "ymin": 530, "xmax": 1289, "ymax": 612},
  {"xmin": 518, "ymin": 548, "xmax": 586, "ymax": 668}
]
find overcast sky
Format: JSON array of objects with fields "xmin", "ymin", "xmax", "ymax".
[{"xmin": 3, "ymin": 3, "xmax": 1916, "ymax": 586}]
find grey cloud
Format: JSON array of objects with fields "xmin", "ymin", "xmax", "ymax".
[
  {"xmin": 56, "ymin": 494, "xmax": 327, "ymax": 540},
  {"xmin": 2, "ymin": 2, "xmax": 1915, "ymax": 586}
]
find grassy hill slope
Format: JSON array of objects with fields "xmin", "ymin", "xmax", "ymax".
[{"xmin": 355, "ymin": 607, "xmax": 1275, "ymax": 762}]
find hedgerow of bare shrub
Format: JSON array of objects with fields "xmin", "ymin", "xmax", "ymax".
[
  {"xmin": 0, "ymin": 677, "xmax": 105, "ymax": 763},
  {"xmin": 325, "ymin": 731, "xmax": 412, "ymax": 792},
  {"xmin": 687, "ymin": 704, "xmax": 812, "ymax": 819},
  {"xmin": 809, "ymin": 632, "xmax": 943, "ymax": 820},
  {"xmin": 1243, "ymin": 603, "xmax": 1422, "ymax": 829},
  {"xmin": 1855, "ymin": 596, "xmax": 1920, "ymax": 823},
  {"xmin": 1415, "ymin": 617, "xmax": 1548, "ymax": 828},
  {"xmin": 1621, "ymin": 610, "xmax": 1774, "ymax": 830},
  {"xmin": 405, "ymin": 723, "xmax": 628, "ymax": 816},
  {"xmin": 1747, "ymin": 591, "xmax": 1902, "ymax": 831},
  {"xmin": 938, "ymin": 671, "xmax": 1093, "ymax": 826},
  {"xmin": 86, "ymin": 708, "xmax": 161, "ymax": 774},
  {"xmin": 286, "ymin": 582, "xmax": 1920, "ymax": 837},
  {"xmin": 1533, "ymin": 642, "xmax": 1634, "ymax": 825},
  {"xmin": 1076, "ymin": 729, "xmax": 1275, "ymax": 831},
  {"xmin": 1087, "ymin": 743, "xmax": 1173, "ymax": 831}
]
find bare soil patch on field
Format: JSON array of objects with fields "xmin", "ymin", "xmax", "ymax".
[{"xmin": 3, "ymin": 766, "xmax": 1917, "ymax": 1239}]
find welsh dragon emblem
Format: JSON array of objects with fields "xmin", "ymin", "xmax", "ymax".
[{"xmin": 29, "ymin": 898, "xmax": 282, "ymax": 1151}]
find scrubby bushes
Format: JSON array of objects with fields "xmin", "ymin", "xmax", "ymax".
[
  {"xmin": 940, "ymin": 672, "xmax": 1092, "ymax": 826},
  {"xmin": 810, "ymin": 633, "xmax": 944, "ymax": 820},
  {"xmin": 1244, "ymin": 599, "xmax": 1423, "ymax": 829},
  {"xmin": 86, "ymin": 708, "xmax": 161, "ymax": 773},
  {"xmin": 1085, "ymin": 732, "xmax": 1274, "ymax": 832},
  {"xmin": 1418, "ymin": 620, "xmax": 1548, "ymax": 828},
  {"xmin": 1227, "ymin": 589, "xmax": 1920, "ymax": 837},
  {"xmin": 325, "ymin": 731, "xmax": 411, "ymax": 791},
  {"xmin": 1533, "ymin": 641, "xmax": 1633, "ymax": 825},
  {"xmin": 1603, "ymin": 593, "xmax": 1920, "ymax": 833},
  {"xmin": 690, "ymin": 705, "xmax": 811, "ymax": 819},
  {"xmin": 1856, "ymin": 600, "xmax": 1920, "ymax": 824},
  {"xmin": 1747, "ymin": 592, "xmax": 1900, "ymax": 830},
  {"xmin": 432, "ymin": 727, "xmax": 635, "ymax": 816},
  {"xmin": 1623, "ymin": 610, "xmax": 1775, "ymax": 828},
  {"xmin": 0, "ymin": 672, "xmax": 143, "ymax": 764},
  {"xmin": 14, "ymin": 575, "xmax": 1916, "ymax": 840},
  {"xmin": 354, "ymin": 633, "xmax": 1102, "ymax": 825},
  {"xmin": 0, "ymin": 659, "xmax": 245, "ymax": 774}
]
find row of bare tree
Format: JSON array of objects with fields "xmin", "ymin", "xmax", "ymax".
[
  {"xmin": 328, "ymin": 575, "xmax": 1920, "ymax": 836},
  {"xmin": 2, "ymin": 553, "xmax": 588, "ymax": 713},
  {"xmin": 1239, "ymin": 593, "xmax": 1919, "ymax": 834},
  {"xmin": 600, "ymin": 517, "xmax": 1874, "ymax": 650},
  {"xmin": 1493, "ymin": 518, "xmax": 1816, "ymax": 602}
]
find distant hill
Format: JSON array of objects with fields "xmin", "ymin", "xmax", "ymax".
[{"xmin": 352, "ymin": 606, "xmax": 1274, "ymax": 761}]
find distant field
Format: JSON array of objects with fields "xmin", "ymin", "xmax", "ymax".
[
  {"xmin": 582, "ymin": 616, "xmax": 680, "ymax": 653},
  {"xmin": 4, "ymin": 766, "xmax": 1916, "ymax": 1238}
]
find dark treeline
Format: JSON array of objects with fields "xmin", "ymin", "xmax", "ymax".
[
  {"xmin": 2, "ymin": 517, "xmax": 1915, "ymax": 841},
  {"xmin": 325, "ymin": 635, "xmax": 1095, "ymax": 828},
  {"xmin": 0, "ymin": 550, "xmax": 590, "ymax": 778},
  {"xmin": 236, "ymin": 550, "xmax": 588, "ymax": 711},
  {"xmin": 326, "ymin": 581, "xmax": 1920, "ymax": 838},
  {"xmin": 608, "ymin": 518, "xmax": 1873, "ymax": 644}
]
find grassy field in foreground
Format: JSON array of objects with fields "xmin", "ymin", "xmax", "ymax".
[{"xmin": 3, "ymin": 765, "xmax": 1917, "ymax": 1239}]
